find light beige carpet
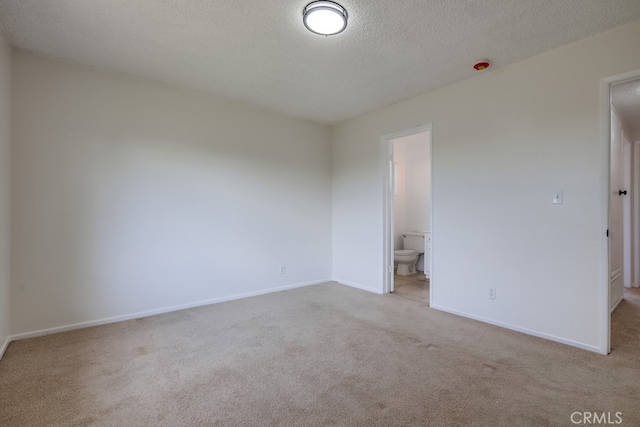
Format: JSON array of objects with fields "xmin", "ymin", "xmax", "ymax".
[{"xmin": 1, "ymin": 282, "xmax": 639, "ymax": 426}]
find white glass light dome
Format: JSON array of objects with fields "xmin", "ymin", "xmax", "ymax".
[{"xmin": 303, "ymin": 1, "xmax": 348, "ymax": 36}]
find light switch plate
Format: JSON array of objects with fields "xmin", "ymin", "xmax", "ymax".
[{"xmin": 553, "ymin": 190, "xmax": 563, "ymax": 204}]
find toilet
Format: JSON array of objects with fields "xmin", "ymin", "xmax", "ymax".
[{"xmin": 394, "ymin": 231, "xmax": 425, "ymax": 275}]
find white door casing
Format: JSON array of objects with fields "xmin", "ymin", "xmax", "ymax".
[
  {"xmin": 635, "ymin": 140, "xmax": 640, "ymax": 289},
  {"xmin": 610, "ymin": 106, "xmax": 624, "ymax": 312},
  {"xmin": 622, "ymin": 131, "xmax": 633, "ymax": 288}
]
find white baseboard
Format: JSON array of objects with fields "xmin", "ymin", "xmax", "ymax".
[
  {"xmin": 333, "ymin": 278, "xmax": 383, "ymax": 294},
  {"xmin": 0, "ymin": 336, "xmax": 9, "ymax": 360},
  {"xmin": 9, "ymin": 279, "xmax": 331, "ymax": 342},
  {"xmin": 610, "ymin": 295, "xmax": 624, "ymax": 314},
  {"xmin": 430, "ymin": 304, "xmax": 602, "ymax": 354}
]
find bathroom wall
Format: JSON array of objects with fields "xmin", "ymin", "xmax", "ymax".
[
  {"xmin": 332, "ymin": 21, "xmax": 640, "ymax": 352},
  {"xmin": 393, "ymin": 140, "xmax": 406, "ymax": 250},
  {"xmin": 10, "ymin": 52, "xmax": 333, "ymax": 337},
  {"xmin": 403, "ymin": 132, "xmax": 431, "ymax": 233},
  {"xmin": 0, "ymin": 34, "xmax": 10, "ymax": 357}
]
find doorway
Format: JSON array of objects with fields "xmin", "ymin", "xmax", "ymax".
[
  {"xmin": 381, "ymin": 125, "xmax": 432, "ymax": 300},
  {"xmin": 611, "ymin": 78, "xmax": 640, "ymax": 295},
  {"xmin": 601, "ymin": 70, "xmax": 640, "ymax": 354}
]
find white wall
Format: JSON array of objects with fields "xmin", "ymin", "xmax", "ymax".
[
  {"xmin": 332, "ymin": 21, "xmax": 640, "ymax": 351},
  {"xmin": 392, "ymin": 140, "xmax": 406, "ymax": 250},
  {"xmin": 11, "ymin": 52, "xmax": 332, "ymax": 336},
  {"xmin": 403, "ymin": 132, "xmax": 430, "ymax": 233},
  {"xmin": 0, "ymin": 35, "xmax": 10, "ymax": 356}
]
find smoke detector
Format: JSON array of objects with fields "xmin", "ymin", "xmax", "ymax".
[{"xmin": 473, "ymin": 60, "xmax": 491, "ymax": 71}]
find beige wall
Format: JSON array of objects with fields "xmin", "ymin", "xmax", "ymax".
[
  {"xmin": 332, "ymin": 21, "xmax": 640, "ymax": 352},
  {"xmin": 0, "ymin": 34, "xmax": 10, "ymax": 356},
  {"xmin": 11, "ymin": 52, "xmax": 332, "ymax": 336}
]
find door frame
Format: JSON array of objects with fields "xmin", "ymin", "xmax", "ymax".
[
  {"xmin": 381, "ymin": 124, "xmax": 432, "ymax": 295},
  {"xmin": 600, "ymin": 69, "xmax": 640, "ymax": 354},
  {"xmin": 635, "ymin": 140, "xmax": 640, "ymax": 290},
  {"xmin": 622, "ymin": 129, "xmax": 633, "ymax": 289}
]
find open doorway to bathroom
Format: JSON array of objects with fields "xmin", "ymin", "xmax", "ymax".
[{"xmin": 382, "ymin": 125, "xmax": 432, "ymax": 304}]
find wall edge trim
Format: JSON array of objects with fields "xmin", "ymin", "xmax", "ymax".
[
  {"xmin": 9, "ymin": 279, "xmax": 332, "ymax": 341},
  {"xmin": 610, "ymin": 295, "xmax": 624, "ymax": 314},
  {"xmin": 333, "ymin": 278, "xmax": 384, "ymax": 294},
  {"xmin": 431, "ymin": 304, "xmax": 603, "ymax": 354},
  {"xmin": 0, "ymin": 336, "xmax": 9, "ymax": 360}
]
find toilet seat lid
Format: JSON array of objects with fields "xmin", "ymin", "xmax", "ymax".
[{"xmin": 395, "ymin": 249, "xmax": 417, "ymax": 255}]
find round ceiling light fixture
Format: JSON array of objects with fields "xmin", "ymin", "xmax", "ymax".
[{"xmin": 303, "ymin": 1, "xmax": 348, "ymax": 36}]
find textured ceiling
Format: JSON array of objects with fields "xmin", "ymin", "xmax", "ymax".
[
  {"xmin": 612, "ymin": 79, "xmax": 640, "ymax": 142},
  {"xmin": 1, "ymin": 1, "xmax": 640, "ymax": 124}
]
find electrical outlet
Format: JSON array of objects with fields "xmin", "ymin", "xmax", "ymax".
[
  {"xmin": 280, "ymin": 265, "xmax": 286, "ymax": 274},
  {"xmin": 489, "ymin": 288, "xmax": 496, "ymax": 300}
]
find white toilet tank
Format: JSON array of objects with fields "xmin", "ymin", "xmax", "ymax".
[{"xmin": 403, "ymin": 231, "xmax": 425, "ymax": 252}]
